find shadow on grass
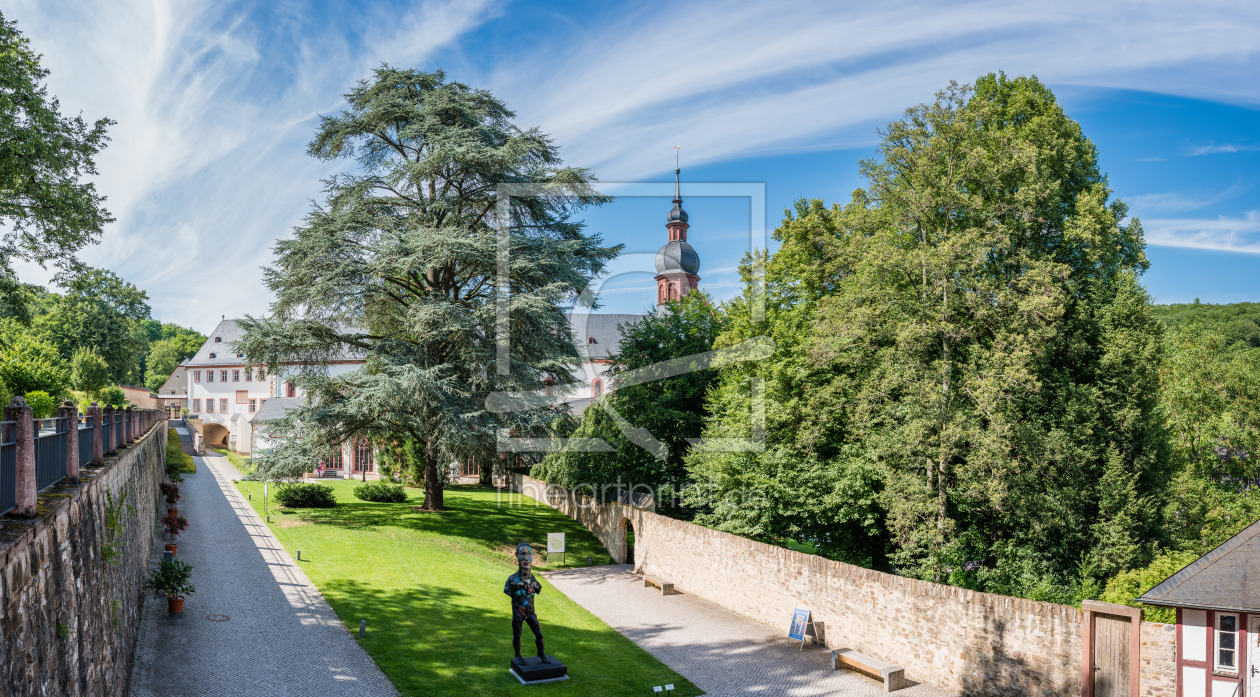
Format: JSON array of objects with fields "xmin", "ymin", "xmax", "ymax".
[
  {"xmin": 322, "ymin": 577, "xmax": 702, "ymax": 697},
  {"xmin": 273, "ymin": 484, "xmax": 613, "ymax": 568}
]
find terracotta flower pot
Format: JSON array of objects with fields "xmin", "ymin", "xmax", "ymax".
[
  {"xmin": 164, "ymin": 543, "xmax": 177, "ymax": 555},
  {"xmin": 167, "ymin": 507, "xmax": 178, "ymax": 517},
  {"xmin": 167, "ymin": 595, "xmax": 185, "ymax": 614}
]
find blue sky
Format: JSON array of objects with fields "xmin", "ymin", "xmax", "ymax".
[{"xmin": 7, "ymin": 0, "xmax": 1260, "ymax": 329}]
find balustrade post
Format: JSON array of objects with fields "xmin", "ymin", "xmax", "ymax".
[
  {"xmin": 60, "ymin": 401, "xmax": 79, "ymax": 483},
  {"xmin": 103, "ymin": 406, "xmax": 116, "ymax": 455},
  {"xmin": 5, "ymin": 397, "xmax": 36, "ymax": 517},
  {"xmin": 90, "ymin": 403, "xmax": 103, "ymax": 465}
]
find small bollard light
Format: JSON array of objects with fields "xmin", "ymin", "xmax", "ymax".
[
  {"xmin": 266, "ymin": 515, "xmax": 271, "ymax": 523},
  {"xmin": 249, "ymin": 494, "xmax": 252, "ymax": 500},
  {"xmin": 162, "ymin": 550, "xmax": 173, "ymax": 562},
  {"xmin": 359, "ymin": 620, "xmax": 366, "ymax": 638},
  {"xmin": 297, "ymin": 550, "xmax": 302, "ymax": 561},
  {"xmin": 586, "ymin": 556, "xmax": 593, "ymax": 566}
]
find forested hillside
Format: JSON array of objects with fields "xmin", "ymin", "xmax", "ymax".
[
  {"xmin": 0, "ymin": 274, "xmax": 205, "ymax": 409},
  {"xmin": 537, "ymin": 73, "xmax": 1260, "ymax": 614}
]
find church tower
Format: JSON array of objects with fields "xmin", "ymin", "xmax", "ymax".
[{"xmin": 654, "ymin": 159, "xmax": 700, "ymax": 304}]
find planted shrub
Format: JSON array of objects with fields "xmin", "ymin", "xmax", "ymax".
[
  {"xmin": 274, "ymin": 483, "xmax": 336, "ymax": 508},
  {"xmin": 353, "ymin": 482, "xmax": 407, "ymax": 503}
]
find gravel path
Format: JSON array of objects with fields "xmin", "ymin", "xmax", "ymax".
[
  {"xmin": 129, "ymin": 431, "xmax": 398, "ymax": 697},
  {"xmin": 543, "ymin": 565, "xmax": 955, "ymax": 697}
]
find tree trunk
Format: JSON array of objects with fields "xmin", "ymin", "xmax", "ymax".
[
  {"xmin": 423, "ymin": 443, "xmax": 445, "ymax": 510},
  {"xmin": 479, "ymin": 456, "xmax": 494, "ymax": 487}
]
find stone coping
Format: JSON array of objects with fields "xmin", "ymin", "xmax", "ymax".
[{"xmin": 0, "ymin": 421, "xmax": 166, "ymax": 570}]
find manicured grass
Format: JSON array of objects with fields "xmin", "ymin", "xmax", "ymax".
[
  {"xmin": 234, "ymin": 480, "xmax": 700, "ymax": 696},
  {"xmin": 167, "ymin": 429, "xmax": 195, "ymax": 473},
  {"xmin": 212, "ymin": 447, "xmax": 252, "ymax": 475}
]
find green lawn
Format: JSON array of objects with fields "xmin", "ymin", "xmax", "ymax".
[{"xmin": 233, "ymin": 480, "xmax": 700, "ymax": 697}]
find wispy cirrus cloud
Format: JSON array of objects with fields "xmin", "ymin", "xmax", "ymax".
[
  {"xmin": 1143, "ymin": 211, "xmax": 1260, "ymax": 254},
  {"xmin": 7, "ymin": 0, "xmax": 498, "ymax": 329},
  {"xmin": 1188, "ymin": 143, "xmax": 1260, "ymax": 156},
  {"xmin": 494, "ymin": 0, "xmax": 1260, "ymax": 179},
  {"xmin": 7, "ymin": 0, "xmax": 1260, "ymax": 328},
  {"xmin": 1128, "ymin": 182, "xmax": 1249, "ymax": 214}
]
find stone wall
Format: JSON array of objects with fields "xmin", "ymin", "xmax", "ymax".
[
  {"xmin": 510, "ymin": 474, "xmax": 652, "ymax": 564},
  {"xmin": 0, "ymin": 420, "xmax": 167, "ymax": 697},
  {"xmin": 514, "ymin": 474, "xmax": 1180, "ymax": 697},
  {"xmin": 1139, "ymin": 621, "xmax": 1176, "ymax": 697}
]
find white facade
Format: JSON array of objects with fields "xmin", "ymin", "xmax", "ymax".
[{"xmin": 184, "ymin": 319, "xmax": 365, "ymax": 456}]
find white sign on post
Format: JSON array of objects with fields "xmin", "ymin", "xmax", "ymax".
[
  {"xmin": 547, "ymin": 532, "xmax": 565, "ymax": 554},
  {"xmin": 548, "ymin": 532, "xmax": 566, "ymax": 565}
]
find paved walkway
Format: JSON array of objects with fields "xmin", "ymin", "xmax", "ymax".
[
  {"xmin": 130, "ymin": 429, "xmax": 398, "ymax": 697},
  {"xmin": 543, "ymin": 565, "xmax": 954, "ymax": 697}
]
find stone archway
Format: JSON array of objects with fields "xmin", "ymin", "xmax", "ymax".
[
  {"xmin": 203, "ymin": 422, "xmax": 229, "ymax": 449},
  {"xmin": 617, "ymin": 516, "xmax": 635, "ymax": 566}
]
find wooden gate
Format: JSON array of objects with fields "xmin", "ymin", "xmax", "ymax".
[{"xmin": 1081, "ymin": 600, "xmax": 1142, "ymax": 697}]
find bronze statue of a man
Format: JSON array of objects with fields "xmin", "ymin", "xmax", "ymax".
[{"xmin": 504, "ymin": 542, "xmax": 549, "ymax": 663}]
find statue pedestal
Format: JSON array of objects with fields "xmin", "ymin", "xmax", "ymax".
[{"xmin": 509, "ymin": 655, "xmax": 569, "ymax": 685}]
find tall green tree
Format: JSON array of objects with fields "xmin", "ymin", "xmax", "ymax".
[
  {"xmin": 239, "ymin": 67, "xmax": 619, "ymax": 510},
  {"xmin": 33, "ymin": 269, "xmax": 151, "ymax": 382},
  {"xmin": 0, "ymin": 12, "xmax": 113, "ymax": 321},
  {"xmin": 0, "ymin": 335, "xmax": 70, "ymax": 398},
  {"xmin": 690, "ymin": 75, "xmax": 1169, "ymax": 597},
  {"xmin": 69, "ymin": 347, "xmax": 110, "ymax": 394},
  {"xmin": 535, "ymin": 292, "xmax": 724, "ymax": 507},
  {"xmin": 143, "ymin": 327, "xmax": 206, "ymax": 391}
]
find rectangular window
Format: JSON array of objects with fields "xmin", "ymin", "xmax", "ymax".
[
  {"xmin": 244, "ymin": 369, "xmax": 253, "ymax": 382},
  {"xmin": 220, "ymin": 370, "xmax": 228, "ymax": 382},
  {"xmin": 220, "ymin": 398, "xmax": 228, "ymax": 412},
  {"xmin": 249, "ymin": 399, "xmax": 257, "ymax": 413},
  {"xmin": 192, "ymin": 398, "xmax": 201, "ymax": 412},
  {"xmin": 1216, "ymin": 613, "xmax": 1238, "ymax": 671},
  {"xmin": 236, "ymin": 390, "xmax": 248, "ymax": 404},
  {"xmin": 259, "ymin": 367, "xmax": 266, "ymax": 379},
  {"xmin": 233, "ymin": 370, "xmax": 240, "ymax": 382},
  {"xmin": 205, "ymin": 400, "xmax": 213, "ymax": 413},
  {"xmin": 193, "ymin": 370, "xmax": 201, "ymax": 382},
  {"xmin": 207, "ymin": 370, "xmax": 214, "ymax": 382}
]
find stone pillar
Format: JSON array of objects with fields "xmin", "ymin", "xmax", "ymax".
[
  {"xmin": 89, "ymin": 403, "xmax": 103, "ymax": 465},
  {"xmin": 60, "ymin": 400, "xmax": 79, "ymax": 483},
  {"xmin": 5, "ymin": 397, "xmax": 36, "ymax": 517},
  {"xmin": 103, "ymin": 406, "xmax": 115, "ymax": 455}
]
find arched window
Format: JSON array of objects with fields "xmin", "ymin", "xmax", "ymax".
[
  {"xmin": 354, "ymin": 438, "xmax": 374, "ymax": 473},
  {"xmin": 592, "ymin": 378, "xmax": 604, "ymax": 398}
]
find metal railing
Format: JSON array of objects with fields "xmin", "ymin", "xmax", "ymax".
[
  {"xmin": 78, "ymin": 415, "xmax": 95, "ymax": 469},
  {"xmin": 34, "ymin": 417, "xmax": 68, "ymax": 492},
  {"xmin": 0, "ymin": 421, "xmax": 15, "ymax": 516},
  {"xmin": 0, "ymin": 406, "xmax": 163, "ymax": 517}
]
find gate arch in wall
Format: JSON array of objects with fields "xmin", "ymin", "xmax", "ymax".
[{"xmin": 203, "ymin": 422, "xmax": 229, "ymax": 448}]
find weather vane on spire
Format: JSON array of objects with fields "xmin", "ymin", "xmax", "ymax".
[{"xmin": 674, "ymin": 146, "xmax": 681, "ymax": 201}]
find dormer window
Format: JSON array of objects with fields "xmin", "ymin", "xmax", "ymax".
[
  {"xmin": 587, "ymin": 337, "xmax": 596, "ymax": 344},
  {"xmin": 209, "ymin": 352, "xmax": 216, "ymax": 359},
  {"xmin": 237, "ymin": 353, "xmax": 244, "ymax": 358},
  {"xmin": 214, "ymin": 337, "xmax": 221, "ymax": 342}
]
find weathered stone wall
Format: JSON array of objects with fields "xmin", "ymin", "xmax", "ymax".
[
  {"xmin": 510, "ymin": 474, "xmax": 652, "ymax": 564},
  {"xmin": 0, "ymin": 421, "xmax": 167, "ymax": 697},
  {"xmin": 514, "ymin": 474, "xmax": 1179, "ymax": 696},
  {"xmin": 1139, "ymin": 621, "xmax": 1176, "ymax": 697}
]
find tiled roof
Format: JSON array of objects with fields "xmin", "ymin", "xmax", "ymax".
[
  {"xmin": 1138, "ymin": 516, "xmax": 1260, "ymax": 613},
  {"xmin": 567, "ymin": 312, "xmax": 641, "ymax": 360},
  {"xmin": 185, "ymin": 318, "xmax": 366, "ymax": 366},
  {"xmin": 159, "ymin": 366, "xmax": 188, "ymax": 397},
  {"xmin": 252, "ymin": 397, "xmax": 301, "ymax": 423}
]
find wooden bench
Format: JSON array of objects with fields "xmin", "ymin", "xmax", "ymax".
[
  {"xmin": 831, "ymin": 648, "xmax": 907, "ymax": 692},
  {"xmin": 642, "ymin": 576, "xmax": 675, "ymax": 595}
]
